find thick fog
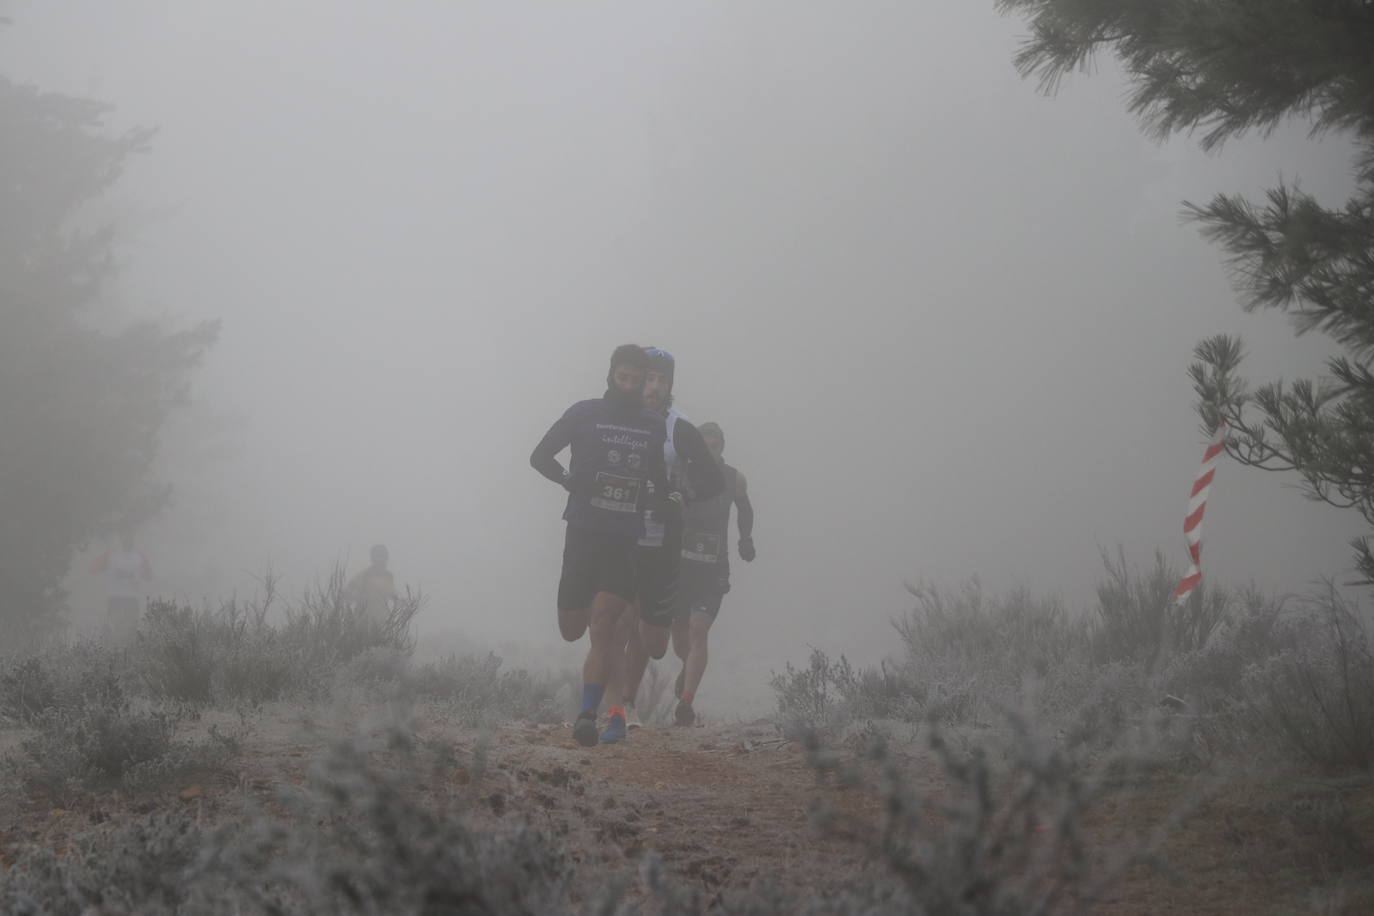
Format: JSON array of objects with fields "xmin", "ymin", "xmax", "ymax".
[{"xmin": 5, "ymin": 2, "xmax": 1364, "ymax": 689}]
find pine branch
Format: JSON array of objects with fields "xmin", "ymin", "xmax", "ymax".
[
  {"xmin": 1185, "ymin": 173, "xmax": 1374, "ymax": 358},
  {"xmin": 998, "ymin": 1, "xmax": 1374, "ymax": 148}
]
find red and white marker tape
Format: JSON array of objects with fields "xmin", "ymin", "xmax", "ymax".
[{"xmin": 1173, "ymin": 423, "xmax": 1227, "ymax": 602}]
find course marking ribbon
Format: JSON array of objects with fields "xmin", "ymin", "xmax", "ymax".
[{"xmin": 1173, "ymin": 423, "xmax": 1227, "ymax": 602}]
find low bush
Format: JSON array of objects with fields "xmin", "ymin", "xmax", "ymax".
[
  {"xmin": 773, "ymin": 553, "xmax": 1373, "ymax": 771},
  {"xmin": 769, "ymin": 648, "xmax": 863, "ymax": 741},
  {"xmin": 134, "ymin": 568, "xmax": 426, "ymax": 706},
  {"xmin": 806, "ymin": 706, "xmax": 1183, "ymax": 915},
  {"xmin": 0, "ymin": 812, "xmax": 214, "ymax": 915},
  {"xmin": 1240, "ymin": 588, "xmax": 1374, "ymax": 770},
  {"xmin": 893, "ymin": 580, "xmax": 1092, "ymax": 725},
  {"xmin": 408, "ymin": 651, "xmax": 563, "ymax": 727},
  {"xmin": 4, "ymin": 673, "xmax": 239, "ymax": 806},
  {"xmin": 0, "ymin": 643, "xmax": 130, "ymax": 725},
  {"xmin": 1092, "ymin": 548, "xmax": 1229, "ymax": 668}
]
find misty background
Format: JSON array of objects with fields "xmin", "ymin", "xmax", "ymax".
[{"xmin": 4, "ymin": 1, "xmax": 1363, "ymax": 705}]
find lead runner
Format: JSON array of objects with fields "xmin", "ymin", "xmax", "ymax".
[{"xmin": 530, "ymin": 344, "xmax": 669, "ymax": 746}]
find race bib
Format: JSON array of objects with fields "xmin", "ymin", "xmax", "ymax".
[
  {"xmin": 681, "ymin": 531, "xmax": 722, "ymax": 564},
  {"xmin": 590, "ymin": 472, "xmax": 641, "ymax": 513}
]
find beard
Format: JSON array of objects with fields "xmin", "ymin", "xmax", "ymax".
[{"xmin": 606, "ymin": 385, "xmax": 642, "ymax": 408}]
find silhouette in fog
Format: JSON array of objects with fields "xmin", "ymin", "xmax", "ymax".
[
  {"xmin": 529, "ymin": 344, "xmax": 668, "ymax": 747},
  {"xmin": 345, "ymin": 544, "xmax": 398, "ymax": 622},
  {"xmin": 601, "ymin": 346, "xmax": 723, "ymax": 742},
  {"xmin": 671, "ymin": 421, "xmax": 755, "ymax": 725},
  {"xmin": 89, "ymin": 529, "xmax": 153, "ymax": 645}
]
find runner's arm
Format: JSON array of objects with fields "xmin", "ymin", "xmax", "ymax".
[
  {"xmin": 735, "ymin": 471, "xmax": 755, "ymax": 560},
  {"xmin": 735, "ymin": 472, "xmax": 754, "ymax": 540},
  {"xmin": 530, "ymin": 410, "xmax": 576, "ymax": 488},
  {"xmin": 675, "ymin": 421, "xmax": 725, "ymax": 502}
]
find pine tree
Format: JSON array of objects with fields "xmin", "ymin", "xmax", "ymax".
[
  {"xmin": 0, "ymin": 72, "xmax": 219, "ymax": 641},
  {"xmin": 998, "ymin": 0, "xmax": 1374, "ymax": 582}
]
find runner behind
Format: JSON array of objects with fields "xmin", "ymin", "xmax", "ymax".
[{"xmin": 672, "ymin": 421, "xmax": 754, "ymax": 725}]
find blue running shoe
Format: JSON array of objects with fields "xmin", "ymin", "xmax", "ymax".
[
  {"xmin": 600, "ymin": 709, "xmax": 627, "ymax": 744},
  {"xmin": 573, "ymin": 710, "xmax": 599, "ymax": 747}
]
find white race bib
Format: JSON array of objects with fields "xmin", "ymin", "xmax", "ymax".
[
  {"xmin": 681, "ymin": 532, "xmax": 721, "ymax": 564},
  {"xmin": 590, "ymin": 472, "xmax": 641, "ymax": 513}
]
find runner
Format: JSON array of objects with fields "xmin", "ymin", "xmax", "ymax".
[
  {"xmin": 344, "ymin": 544, "xmax": 397, "ymax": 624},
  {"xmin": 671, "ymin": 421, "xmax": 754, "ymax": 725},
  {"xmin": 599, "ymin": 347, "xmax": 723, "ymax": 743},
  {"xmin": 530, "ymin": 344, "xmax": 669, "ymax": 747},
  {"xmin": 89, "ymin": 529, "xmax": 153, "ymax": 646}
]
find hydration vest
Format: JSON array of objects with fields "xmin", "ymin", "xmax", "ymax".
[
  {"xmin": 639, "ymin": 408, "xmax": 687, "ymax": 548},
  {"xmin": 664, "ymin": 409, "xmax": 686, "ymax": 488},
  {"xmin": 681, "ymin": 463, "xmax": 737, "ymax": 566}
]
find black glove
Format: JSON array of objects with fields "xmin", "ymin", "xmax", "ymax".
[{"xmin": 739, "ymin": 537, "xmax": 756, "ymax": 562}]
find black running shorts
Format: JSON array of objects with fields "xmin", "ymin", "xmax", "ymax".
[
  {"xmin": 558, "ymin": 524, "xmax": 638, "ymax": 610},
  {"xmin": 636, "ymin": 524, "xmax": 683, "ymax": 629},
  {"xmin": 676, "ymin": 560, "xmax": 730, "ymax": 620}
]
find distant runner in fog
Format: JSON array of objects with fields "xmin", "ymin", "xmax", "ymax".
[
  {"xmin": 600, "ymin": 346, "xmax": 722, "ymax": 742},
  {"xmin": 89, "ymin": 529, "xmax": 153, "ymax": 645},
  {"xmin": 345, "ymin": 544, "xmax": 397, "ymax": 623},
  {"xmin": 672, "ymin": 421, "xmax": 755, "ymax": 724},
  {"xmin": 530, "ymin": 344, "xmax": 668, "ymax": 747}
]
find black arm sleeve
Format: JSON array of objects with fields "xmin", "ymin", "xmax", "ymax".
[
  {"xmin": 737, "ymin": 490, "xmax": 755, "ymax": 540},
  {"xmin": 675, "ymin": 421, "xmax": 725, "ymax": 502},
  {"xmin": 530, "ymin": 412, "xmax": 575, "ymax": 486}
]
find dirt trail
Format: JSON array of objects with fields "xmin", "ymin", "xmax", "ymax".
[
  {"xmin": 477, "ymin": 719, "xmax": 891, "ymax": 893},
  {"xmin": 218, "ymin": 709, "xmax": 903, "ymax": 901}
]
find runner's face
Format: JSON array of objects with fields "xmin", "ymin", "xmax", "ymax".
[
  {"xmin": 642, "ymin": 370, "xmax": 672, "ymax": 411},
  {"xmin": 703, "ymin": 433, "xmax": 724, "ymax": 459},
  {"xmin": 611, "ymin": 364, "xmax": 645, "ymax": 397}
]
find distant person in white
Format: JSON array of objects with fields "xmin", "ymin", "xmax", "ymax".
[{"xmin": 90, "ymin": 530, "xmax": 152, "ymax": 645}]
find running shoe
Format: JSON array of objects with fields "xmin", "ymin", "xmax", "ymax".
[
  {"xmin": 625, "ymin": 704, "xmax": 643, "ymax": 730},
  {"xmin": 601, "ymin": 709, "xmax": 627, "ymax": 744},
  {"xmin": 674, "ymin": 699, "xmax": 695, "ymax": 727},
  {"xmin": 573, "ymin": 710, "xmax": 599, "ymax": 747}
]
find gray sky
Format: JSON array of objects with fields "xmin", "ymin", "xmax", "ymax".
[{"xmin": 6, "ymin": 1, "xmax": 1365, "ymax": 683}]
